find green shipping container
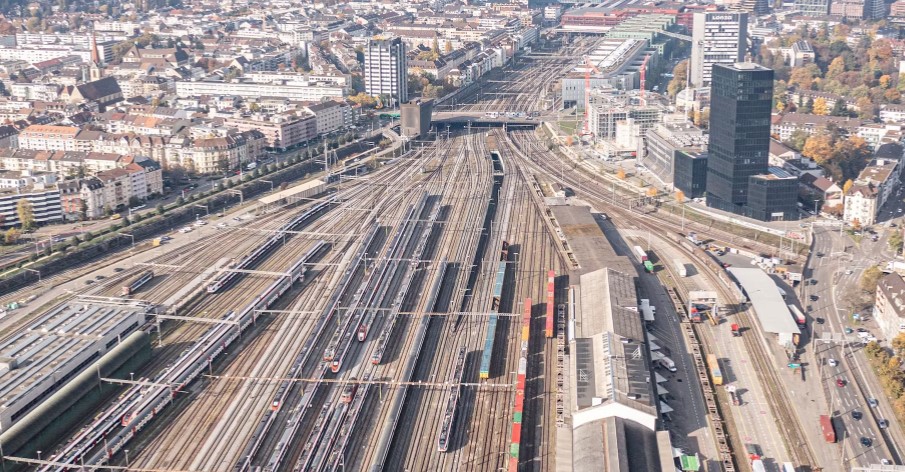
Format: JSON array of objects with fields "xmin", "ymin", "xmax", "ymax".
[
  {"xmin": 510, "ymin": 443, "xmax": 520, "ymax": 458},
  {"xmin": 513, "ymin": 411, "xmax": 522, "ymax": 423}
]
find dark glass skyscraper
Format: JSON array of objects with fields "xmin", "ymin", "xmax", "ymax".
[{"xmin": 705, "ymin": 63, "xmax": 774, "ymax": 212}]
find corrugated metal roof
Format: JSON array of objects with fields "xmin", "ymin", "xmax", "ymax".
[{"xmin": 728, "ymin": 268, "xmax": 800, "ymax": 336}]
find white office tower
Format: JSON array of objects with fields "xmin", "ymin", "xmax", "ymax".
[
  {"xmin": 690, "ymin": 11, "xmax": 748, "ymax": 88},
  {"xmin": 365, "ymin": 36, "xmax": 408, "ymax": 106}
]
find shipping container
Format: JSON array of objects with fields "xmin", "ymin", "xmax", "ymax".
[
  {"xmin": 707, "ymin": 354, "xmax": 723, "ymax": 386},
  {"xmin": 674, "ymin": 259, "xmax": 687, "ymax": 277},
  {"xmin": 731, "ymin": 323, "xmax": 741, "ymax": 337},
  {"xmin": 820, "ymin": 415, "xmax": 836, "ymax": 443}
]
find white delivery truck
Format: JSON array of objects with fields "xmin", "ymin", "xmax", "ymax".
[{"xmin": 674, "ymin": 259, "xmax": 687, "ymax": 277}]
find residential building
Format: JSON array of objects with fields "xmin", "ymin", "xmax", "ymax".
[
  {"xmin": 789, "ymin": 41, "xmax": 816, "ymax": 67},
  {"xmin": 365, "ymin": 37, "xmax": 408, "ymax": 106},
  {"xmin": 174, "ymin": 81, "xmax": 344, "ymax": 103},
  {"xmin": 95, "ymin": 168, "xmax": 132, "ymax": 212},
  {"xmin": 0, "ymin": 185, "xmax": 62, "ymax": 228},
  {"xmin": 800, "ymin": 174, "xmax": 844, "ymax": 213},
  {"xmin": 880, "ymin": 104, "xmax": 905, "ymax": 123},
  {"xmin": 769, "ymin": 140, "xmax": 823, "ymax": 177},
  {"xmin": 690, "ymin": 11, "xmax": 747, "ymax": 88},
  {"xmin": 843, "ymin": 159, "xmax": 901, "ymax": 226},
  {"xmin": 706, "ymin": 63, "xmax": 773, "ymax": 212},
  {"xmin": 304, "ymin": 101, "xmax": 346, "ymax": 135},
  {"xmin": 223, "ymin": 113, "xmax": 317, "ymax": 151},
  {"xmin": 770, "ymin": 113, "xmax": 862, "ymax": 141},
  {"xmin": 0, "ymin": 126, "xmax": 18, "ymax": 149},
  {"xmin": 875, "ymin": 273, "xmax": 905, "ymax": 343},
  {"xmin": 58, "ymin": 177, "xmax": 105, "ymax": 220},
  {"xmin": 18, "ymin": 125, "xmax": 81, "ymax": 151}
]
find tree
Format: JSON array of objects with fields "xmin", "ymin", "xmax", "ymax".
[
  {"xmin": 831, "ymin": 99, "xmax": 849, "ymax": 116},
  {"xmin": 157, "ymin": 204, "xmax": 166, "ymax": 215},
  {"xmin": 349, "ymin": 93, "xmax": 377, "ymax": 108},
  {"xmin": 889, "ymin": 231, "xmax": 904, "ymax": 254},
  {"xmin": 785, "ymin": 130, "xmax": 809, "ymax": 151},
  {"xmin": 564, "ymin": 136, "xmax": 574, "ymax": 146},
  {"xmin": 813, "ymin": 97, "xmax": 829, "ymax": 115},
  {"xmin": 617, "ymin": 169, "xmax": 626, "ymax": 180},
  {"xmin": 843, "ymin": 179, "xmax": 854, "ymax": 194},
  {"xmin": 431, "ymin": 38, "xmax": 439, "ymax": 54},
  {"xmin": 790, "ymin": 67, "xmax": 815, "ymax": 89},
  {"xmin": 827, "ymin": 56, "xmax": 846, "ymax": 81},
  {"xmin": 646, "ymin": 187, "xmax": 658, "ymax": 197},
  {"xmin": 861, "ymin": 265, "xmax": 883, "ymax": 293},
  {"xmin": 802, "ymin": 134, "xmax": 834, "ymax": 162},
  {"xmin": 667, "ymin": 60, "xmax": 688, "ymax": 98},
  {"xmin": 16, "ymin": 199, "xmax": 34, "ymax": 231},
  {"xmin": 444, "ymin": 41, "xmax": 453, "ymax": 54},
  {"xmin": 217, "ymin": 157, "xmax": 230, "ymax": 174},
  {"xmin": 4, "ymin": 228, "xmax": 19, "ymax": 245},
  {"xmin": 675, "ymin": 190, "xmax": 685, "ymax": 203}
]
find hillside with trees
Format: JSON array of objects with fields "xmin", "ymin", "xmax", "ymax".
[{"xmin": 758, "ymin": 23, "xmax": 903, "ymax": 120}]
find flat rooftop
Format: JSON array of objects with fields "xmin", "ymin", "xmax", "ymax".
[
  {"xmin": 258, "ymin": 178, "xmax": 325, "ymax": 205},
  {"xmin": 727, "ymin": 268, "xmax": 800, "ymax": 340},
  {"xmin": 0, "ymin": 303, "xmax": 146, "ymax": 427},
  {"xmin": 550, "ymin": 205, "xmax": 635, "ymax": 276}
]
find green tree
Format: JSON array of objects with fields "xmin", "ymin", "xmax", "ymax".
[
  {"xmin": 156, "ymin": 204, "xmax": 166, "ymax": 215},
  {"xmin": 831, "ymin": 99, "xmax": 849, "ymax": 116},
  {"xmin": 785, "ymin": 130, "xmax": 809, "ymax": 151},
  {"xmin": 16, "ymin": 199, "xmax": 34, "ymax": 231},
  {"xmin": 891, "ymin": 231, "xmax": 904, "ymax": 255},
  {"xmin": 861, "ymin": 265, "xmax": 884, "ymax": 293}
]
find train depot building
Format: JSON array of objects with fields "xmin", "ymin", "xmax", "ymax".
[{"xmin": 549, "ymin": 204, "xmax": 676, "ymax": 471}]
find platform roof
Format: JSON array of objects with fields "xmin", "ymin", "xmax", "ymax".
[
  {"xmin": 258, "ymin": 178, "xmax": 324, "ymax": 205},
  {"xmin": 727, "ymin": 268, "xmax": 800, "ymax": 336}
]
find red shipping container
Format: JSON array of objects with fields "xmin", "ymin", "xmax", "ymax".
[{"xmin": 511, "ymin": 423, "xmax": 522, "ymax": 443}]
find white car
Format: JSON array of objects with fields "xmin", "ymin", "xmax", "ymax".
[
  {"xmin": 828, "ymin": 358, "xmax": 838, "ymax": 367},
  {"xmin": 180, "ymin": 226, "xmax": 193, "ymax": 233},
  {"xmin": 194, "ymin": 220, "xmax": 207, "ymax": 226},
  {"xmin": 216, "ymin": 222, "xmax": 228, "ymax": 228}
]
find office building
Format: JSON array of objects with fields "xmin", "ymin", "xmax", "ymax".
[
  {"xmin": 705, "ymin": 63, "xmax": 773, "ymax": 211},
  {"xmin": 365, "ymin": 37, "xmax": 408, "ymax": 106},
  {"xmin": 674, "ymin": 151, "xmax": 709, "ymax": 199},
  {"xmin": 795, "ymin": 0, "xmax": 831, "ymax": 16},
  {"xmin": 746, "ymin": 168, "xmax": 799, "ymax": 221},
  {"xmin": 690, "ymin": 11, "xmax": 747, "ymax": 88}
]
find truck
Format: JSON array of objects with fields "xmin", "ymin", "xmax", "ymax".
[
  {"xmin": 633, "ymin": 245, "xmax": 654, "ymax": 272},
  {"xmin": 639, "ymin": 299, "xmax": 655, "ymax": 322},
  {"xmin": 707, "ymin": 354, "xmax": 723, "ymax": 386},
  {"xmin": 788, "ymin": 304, "xmax": 806, "ymax": 328},
  {"xmin": 731, "ymin": 323, "xmax": 741, "ymax": 337},
  {"xmin": 674, "ymin": 259, "xmax": 687, "ymax": 277},
  {"xmin": 820, "ymin": 414, "xmax": 836, "ymax": 443},
  {"xmin": 658, "ymin": 357, "xmax": 677, "ymax": 372},
  {"xmin": 686, "ymin": 232, "xmax": 700, "ymax": 246}
]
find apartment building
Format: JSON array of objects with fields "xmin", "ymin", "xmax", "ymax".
[
  {"xmin": 843, "ymin": 159, "xmax": 901, "ymax": 226},
  {"xmin": 223, "ymin": 113, "xmax": 317, "ymax": 150},
  {"xmin": 18, "ymin": 125, "xmax": 81, "ymax": 151},
  {"xmin": 365, "ymin": 37, "xmax": 408, "ymax": 106}
]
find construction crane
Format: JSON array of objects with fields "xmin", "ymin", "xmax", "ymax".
[
  {"xmin": 639, "ymin": 54, "xmax": 650, "ymax": 103},
  {"xmin": 582, "ymin": 55, "xmax": 600, "ymax": 137}
]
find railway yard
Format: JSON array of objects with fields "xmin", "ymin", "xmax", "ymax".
[{"xmin": 0, "ymin": 33, "xmax": 901, "ymax": 472}]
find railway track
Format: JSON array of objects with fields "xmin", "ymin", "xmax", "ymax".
[{"xmin": 502, "ymin": 128, "xmax": 819, "ymax": 470}]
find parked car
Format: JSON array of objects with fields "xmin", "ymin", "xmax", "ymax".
[
  {"xmin": 828, "ymin": 358, "xmax": 838, "ymax": 367},
  {"xmin": 810, "ymin": 295, "xmax": 819, "ymax": 301},
  {"xmin": 836, "ymin": 379, "xmax": 846, "ymax": 387},
  {"xmin": 861, "ymin": 437, "xmax": 873, "ymax": 447},
  {"xmin": 815, "ymin": 317, "xmax": 824, "ymax": 324},
  {"xmin": 879, "ymin": 419, "xmax": 889, "ymax": 429},
  {"xmin": 869, "ymin": 398, "xmax": 879, "ymax": 408},
  {"xmin": 852, "ymin": 410, "xmax": 863, "ymax": 420}
]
